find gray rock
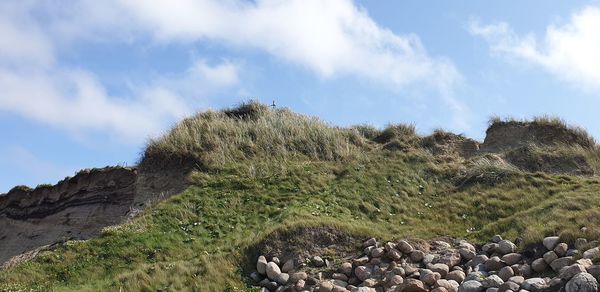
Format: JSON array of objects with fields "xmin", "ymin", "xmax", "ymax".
[
  {"xmin": 275, "ymin": 273, "xmax": 289, "ymax": 285},
  {"xmin": 399, "ymin": 278, "xmax": 427, "ymax": 292},
  {"xmin": 312, "ymin": 256, "xmax": 325, "ymax": 267},
  {"xmin": 355, "ymin": 266, "xmax": 372, "ymax": 281},
  {"xmin": 472, "ymin": 255, "xmax": 489, "ymax": 267},
  {"xmin": 543, "ymin": 236, "xmax": 560, "ymax": 251},
  {"xmin": 501, "ymin": 253, "xmax": 522, "ymax": 266},
  {"xmin": 565, "ymin": 272, "xmax": 598, "ymax": 292},
  {"xmin": 295, "ymin": 279, "xmax": 305, "ymax": 291},
  {"xmin": 583, "ymin": 247, "xmax": 600, "ymax": 259},
  {"xmin": 497, "ymin": 240, "xmax": 516, "ymax": 255},
  {"xmin": 390, "ymin": 274, "xmax": 404, "ymax": 285},
  {"xmin": 482, "ymin": 243, "xmax": 498, "ymax": 254},
  {"xmin": 332, "ymin": 273, "xmax": 349, "ymax": 281},
  {"xmin": 340, "ymin": 262, "xmax": 353, "ymax": 276},
  {"xmin": 543, "ymin": 251, "xmax": 558, "ymax": 264},
  {"xmin": 522, "ymin": 277, "xmax": 548, "ymax": 292},
  {"xmin": 465, "ymin": 271, "xmax": 485, "ymax": 282},
  {"xmin": 567, "ymin": 248, "xmax": 580, "ymax": 257},
  {"xmin": 447, "ymin": 270, "xmax": 466, "ymax": 284},
  {"xmin": 554, "ymin": 243, "xmax": 568, "ymax": 257},
  {"xmin": 498, "ymin": 266, "xmax": 514, "ymax": 281},
  {"xmin": 508, "ymin": 276, "xmax": 524, "ymax": 285},
  {"xmin": 498, "ymin": 281, "xmax": 520, "ymax": 291},
  {"xmin": 388, "ymin": 249, "xmax": 403, "ymax": 261},
  {"xmin": 459, "ymin": 280, "xmax": 484, "ymax": 292},
  {"xmin": 588, "ymin": 265, "xmax": 600, "ymax": 279},
  {"xmin": 532, "ymin": 258, "xmax": 548, "ymax": 272},
  {"xmin": 484, "ymin": 256, "xmax": 504, "ymax": 271},
  {"xmin": 266, "ymin": 262, "xmax": 282, "ymax": 281},
  {"xmin": 353, "ymin": 256, "xmax": 369, "ymax": 266},
  {"xmin": 371, "ymin": 247, "xmax": 385, "ymax": 258},
  {"xmin": 559, "ymin": 264, "xmax": 587, "ymax": 280},
  {"xmin": 431, "ymin": 263, "xmax": 450, "ymax": 277},
  {"xmin": 420, "ymin": 269, "xmax": 441, "ymax": 286},
  {"xmin": 518, "ymin": 263, "xmax": 533, "ymax": 277},
  {"xmin": 439, "ymin": 252, "xmax": 462, "ymax": 268},
  {"xmin": 460, "ymin": 248, "xmax": 477, "ymax": 261},
  {"xmin": 363, "ymin": 237, "xmax": 377, "ymax": 247},
  {"xmin": 398, "ymin": 240, "xmax": 415, "ymax": 254},
  {"xmin": 319, "ymin": 281, "xmax": 334, "ymax": 292},
  {"xmin": 481, "ymin": 275, "xmax": 504, "ymax": 288},
  {"xmin": 257, "ymin": 255, "xmax": 268, "ymax": 275},
  {"xmin": 272, "ymin": 257, "xmax": 280, "ymax": 266},
  {"xmin": 332, "ymin": 279, "xmax": 348, "ymax": 288},
  {"xmin": 423, "ymin": 253, "xmax": 437, "ymax": 265},
  {"xmin": 250, "ymin": 271, "xmax": 262, "ymax": 282},
  {"xmin": 492, "ymin": 235, "xmax": 503, "ymax": 243},
  {"xmin": 551, "ymin": 256, "xmax": 574, "ymax": 272},
  {"xmin": 290, "ymin": 271, "xmax": 307, "ymax": 282},
  {"xmin": 385, "ymin": 241, "xmax": 397, "ymax": 252},
  {"xmin": 410, "ymin": 250, "xmax": 425, "ymax": 262}
]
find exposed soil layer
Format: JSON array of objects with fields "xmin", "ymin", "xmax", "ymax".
[{"xmin": 0, "ymin": 167, "xmax": 136, "ymax": 264}]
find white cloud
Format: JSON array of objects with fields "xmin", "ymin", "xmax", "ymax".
[
  {"xmin": 87, "ymin": 0, "xmax": 460, "ymax": 91},
  {"xmin": 469, "ymin": 6, "xmax": 600, "ymax": 92},
  {"xmin": 0, "ymin": 0, "xmax": 464, "ymax": 141}
]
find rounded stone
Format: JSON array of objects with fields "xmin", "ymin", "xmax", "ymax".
[
  {"xmin": 565, "ymin": 272, "xmax": 598, "ymax": 292},
  {"xmin": 266, "ymin": 262, "xmax": 282, "ymax": 280}
]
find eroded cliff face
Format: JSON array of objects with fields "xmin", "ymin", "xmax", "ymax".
[{"xmin": 0, "ymin": 167, "xmax": 137, "ymax": 265}]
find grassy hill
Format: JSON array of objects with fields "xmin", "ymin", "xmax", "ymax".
[{"xmin": 1, "ymin": 102, "xmax": 599, "ymax": 291}]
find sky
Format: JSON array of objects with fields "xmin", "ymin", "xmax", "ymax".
[{"xmin": 2, "ymin": 0, "xmax": 600, "ymax": 192}]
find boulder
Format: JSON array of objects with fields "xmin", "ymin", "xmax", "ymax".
[
  {"xmin": 371, "ymin": 247, "xmax": 385, "ymax": 258},
  {"xmin": 543, "ymin": 251, "xmax": 558, "ymax": 264},
  {"xmin": 446, "ymin": 270, "xmax": 466, "ymax": 284},
  {"xmin": 319, "ymin": 281, "xmax": 334, "ymax": 292},
  {"xmin": 484, "ymin": 256, "xmax": 504, "ymax": 271},
  {"xmin": 340, "ymin": 262, "xmax": 353, "ymax": 276},
  {"xmin": 439, "ymin": 252, "xmax": 461, "ymax": 268},
  {"xmin": 398, "ymin": 240, "xmax": 415, "ymax": 254},
  {"xmin": 355, "ymin": 266, "xmax": 372, "ymax": 281},
  {"xmin": 559, "ymin": 264, "xmax": 586, "ymax": 280},
  {"xmin": 266, "ymin": 262, "xmax": 282, "ymax": 281},
  {"xmin": 290, "ymin": 271, "xmax": 307, "ymax": 282},
  {"xmin": 431, "ymin": 263, "xmax": 450, "ymax": 277},
  {"xmin": 399, "ymin": 278, "xmax": 427, "ymax": 292},
  {"xmin": 497, "ymin": 266, "xmax": 514, "ymax": 281},
  {"xmin": 420, "ymin": 269, "xmax": 441, "ymax": 286},
  {"xmin": 459, "ymin": 280, "xmax": 483, "ymax": 292},
  {"xmin": 275, "ymin": 273, "xmax": 289, "ymax": 285},
  {"xmin": 363, "ymin": 237, "xmax": 377, "ymax": 247},
  {"xmin": 543, "ymin": 236, "xmax": 560, "ymax": 251},
  {"xmin": 583, "ymin": 247, "xmax": 600, "ymax": 259},
  {"xmin": 565, "ymin": 272, "xmax": 598, "ymax": 292},
  {"xmin": 522, "ymin": 277, "xmax": 548, "ymax": 292},
  {"xmin": 492, "ymin": 235, "xmax": 503, "ymax": 243},
  {"xmin": 551, "ymin": 257, "xmax": 574, "ymax": 272},
  {"xmin": 481, "ymin": 275, "xmax": 503, "ymax": 288},
  {"xmin": 532, "ymin": 258, "xmax": 548, "ymax": 272},
  {"xmin": 312, "ymin": 256, "xmax": 325, "ymax": 267},
  {"xmin": 410, "ymin": 250, "xmax": 425, "ymax": 262},
  {"xmin": 498, "ymin": 281, "xmax": 520, "ymax": 291},
  {"xmin": 501, "ymin": 253, "xmax": 522, "ymax": 266},
  {"xmin": 554, "ymin": 243, "xmax": 568, "ymax": 257},
  {"xmin": 257, "ymin": 255, "xmax": 268, "ymax": 275},
  {"xmin": 497, "ymin": 240, "xmax": 516, "ymax": 255}
]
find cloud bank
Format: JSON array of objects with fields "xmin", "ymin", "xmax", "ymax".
[
  {"xmin": 0, "ymin": 0, "xmax": 462, "ymax": 142},
  {"xmin": 469, "ymin": 5, "xmax": 600, "ymax": 93}
]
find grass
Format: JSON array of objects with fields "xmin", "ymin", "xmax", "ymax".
[
  {"xmin": 141, "ymin": 101, "xmax": 367, "ymax": 170},
  {"xmin": 1, "ymin": 104, "xmax": 600, "ymax": 291},
  {"xmin": 2, "ymin": 151, "xmax": 599, "ymax": 291}
]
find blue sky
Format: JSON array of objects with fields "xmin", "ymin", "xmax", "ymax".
[{"xmin": 2, "ymin": 0, "xmax": 600, "ymax": 192}]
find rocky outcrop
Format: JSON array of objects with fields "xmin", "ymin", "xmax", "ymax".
[{"xmin": 0, "ymin": 167, "xmax": 136, "ymax": 265}]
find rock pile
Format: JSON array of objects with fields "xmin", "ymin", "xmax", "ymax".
[{"xmin": 250, "ymin": 234, "xmax": 600, "ymax": 292}]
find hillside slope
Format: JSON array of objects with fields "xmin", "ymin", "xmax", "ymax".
[{"xmin": 0, "ymin": 102, "xmax": 599, "ymax": 291}]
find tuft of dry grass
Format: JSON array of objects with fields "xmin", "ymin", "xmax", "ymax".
[{"xmin": 141, "ymin": 101, "xmax": 368, "ymax": 170}]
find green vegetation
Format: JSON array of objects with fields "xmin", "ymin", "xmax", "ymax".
[{"xmin": 1, "ymin": 103, "xmax": 599, "ymax": 291}]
